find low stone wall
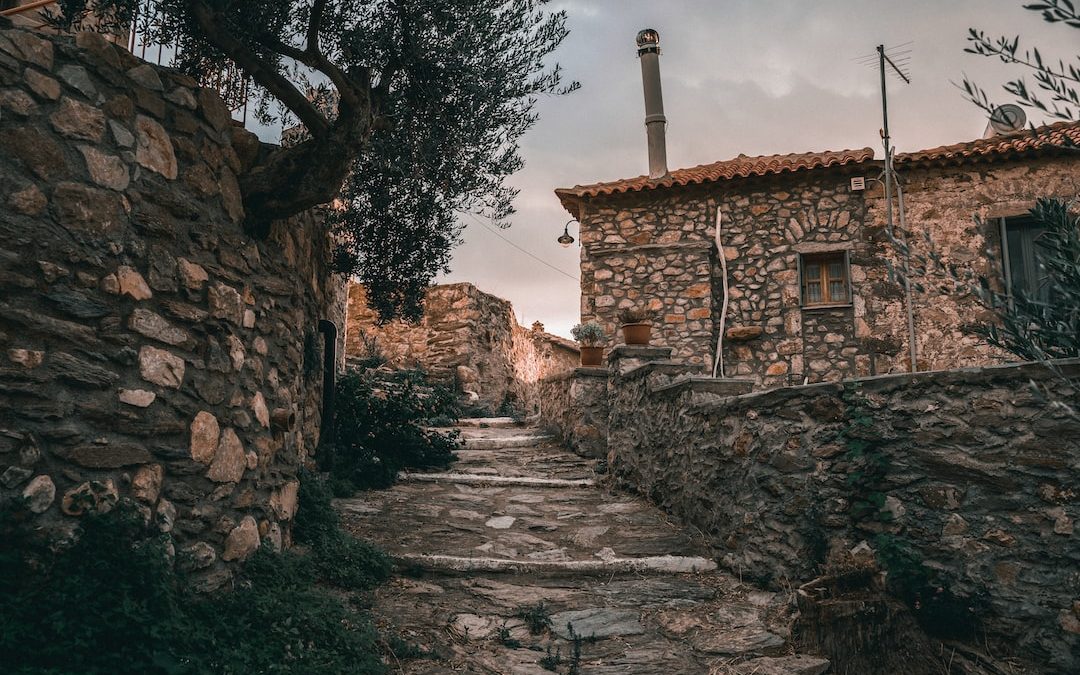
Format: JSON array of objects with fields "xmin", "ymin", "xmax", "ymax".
[
  {"xmin": 537, "ymin": 367, "xmax": 608, "ymax": 458},
  {"xmin": 605, "ymin": 356, "xmax": 1079, "ymax": 671},
  {"xmin": 346, "ymin": 282, "xmax": 578, "ymax": 413},
  {"xmin": 0, "ymin": 28, "xmax": 344, "ymax": 590}
]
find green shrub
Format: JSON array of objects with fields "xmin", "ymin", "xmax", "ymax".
[
  {"xmin": 0, "ymin": 503, "xmax": 184, "ymax": 675},
  {"xmin": 311, "ymin": 530, "xmax": 391, "ymax": 591},
  {"xmin": 184, "ymin": 546, "xmax": 384, "ymax": 675},
  {"xmin": 326, "ymin": 367, "xmax": 461, "ymax": 491},
  {"xmin": 0, "ymin": 496, "xmax": 388, "ymax": 675},
  {"xmin": 293, "ymin": 469, "xmax": 342, "ymax": 546},
  {"xmin": 517, "ymin": 601, "xmax": 553, "ymax": 635},
  {"xmin": 293, "ymin": 471, "xmax": 392, "ymax": 591}
]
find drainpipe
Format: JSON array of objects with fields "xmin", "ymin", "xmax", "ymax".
[
  {"xmin": 636, "ymin": 28, "xmax": 668, "ymax": 180},
  {"xmin": 872, "ymin": 168, "xmax": 919, "ymax": 374},
  {"xmin": 894, "ymin": 177, "xmax": 918, "ymax": 373}
]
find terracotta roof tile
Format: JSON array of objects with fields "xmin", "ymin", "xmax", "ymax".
[
  {"xmin": 893, "ymin": 119, "xmax": 1080, "ymax": 166},
  {"xmin": 555, "ymin": 120, "xmax": 1079, "ymax": 215},
  {"xmin": 555, "ymin": 148, "xmax": 874, "ymax": 212}
]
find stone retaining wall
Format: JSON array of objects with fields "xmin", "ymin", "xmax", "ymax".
[
  {"xmin": 602, "ymin": 355, "xmax": 1079, "ymax": 671},
  {"xmin": 536, "ymin": 367, "xmax": 607, "ymax": 458},
  {"xmin": 0, "ymin": 28, "xmax": 345, "ymax": 590},
  {"xmin": 346, "ymin": 282, "xmax": 578, "ymax": 413}
]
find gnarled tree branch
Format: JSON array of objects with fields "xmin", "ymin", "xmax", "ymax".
[{"xmin": 184, "ymin": 0, "xmax": 328, "ymax": 136}]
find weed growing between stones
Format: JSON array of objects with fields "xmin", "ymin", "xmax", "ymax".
[
  {"xmin": 536, "ymin": 625, "xmax": 583, "ymax": 675},
  {"xmin": 539, "ymin": 645, "xmax": 562, "ymax": 671},
  {"xmin": 0, "ymin": 475, "xmax": 393, "ymax": 674},
  {"xmin": 565, "ymin": 622, "xmax": 584, "ymax": 675},
  {"xmin": 518, "ymin": 600, "xmax": 554, "ymax": 635},
  {"xmin": 324, "ymin": 366, "xmax": 461, "ymax": 492},
  {"xmin": 497, "ymin": 622, "xmax": 523, "ymax": 648}
]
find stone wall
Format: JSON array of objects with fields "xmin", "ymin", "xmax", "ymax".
[
  {"xmin": 578, "ymin": 191, "xmax": 715, "ymax": 367},
  {"xmin": 577, "ymin": 171, "xmax": 873, "ymax": 385},
  {"xmin": 0, "ymin": 28, "xmax": 345, "ymax": 590},
  {"xmin": 573, "ymin": 154, "xmax": 1079, "ymax": 389},
  {"xmin": 864, "ymin": 157, "xmax": 1080, "ymax": 373},
  {"xmin": 536, "ymin": 367, "xmax": 607, "ymax": 458},
  {"xmin": 598, "ymin": 352, "xmax": 1079, "ymax": 671},
  {"xmin": 345, "ymin": 282, "xmax": 578, "ymax": 413}
]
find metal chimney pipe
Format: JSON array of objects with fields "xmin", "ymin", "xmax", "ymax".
[{"xmin": 636, "ymin": 28, "xmax": 668, "ymax": 179}]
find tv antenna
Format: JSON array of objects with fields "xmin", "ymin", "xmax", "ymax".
[
  {"xmin": 855, "ymin": 42, "xmax": 918, "ymax": 373},
  {"xmin": 854, "ymin": 42, "xmax": 912, "ymax": 168}
]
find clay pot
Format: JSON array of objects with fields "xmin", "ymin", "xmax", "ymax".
[
  {"xmin": 580, "ymin": 346, "xmax": 604, "ymax": 366},
  {"xmin": 621, "ymin": 323, "xmax": 652, "ymax": 345}
]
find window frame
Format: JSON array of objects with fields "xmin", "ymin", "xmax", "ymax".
[
  {"xmin": 999, "ymin": 215, "xmax": 1049, "ymax": 303},
  {"xmin": 799, "ymin": 250, "xmax": 851, "ymax": 308}
]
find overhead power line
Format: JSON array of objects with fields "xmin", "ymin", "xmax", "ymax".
[{"xmin": 464, "ymin": 213, "xmax": 579, "ymax": 282}]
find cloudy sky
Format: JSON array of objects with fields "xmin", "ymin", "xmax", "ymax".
[{"xmin": 420, "ymin": 0, "xmax": 1069, "ymax": 338}]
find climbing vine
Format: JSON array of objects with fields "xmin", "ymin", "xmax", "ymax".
[{"xmin": 837, "ymin": 384, "xmax": 892, "ymax": 525}]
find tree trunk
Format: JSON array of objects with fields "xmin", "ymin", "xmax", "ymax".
[{"xmin": 239, "ymin": 123, "xmax": 365, "ymax": 235}]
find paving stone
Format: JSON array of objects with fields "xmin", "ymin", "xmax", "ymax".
[
  {"xmin": 341, "ymin": 423, "xmax": 811, "ymax": 673},
  {"xmin": 485, "ymin": 515, "xmax": 516, "ymax": 529},
  {"xmin": 551, "ymin": 608, "xmax": 644, "ymax": 639},
  {"xmin": 734, "ymin": 654, "xmax": 831, "ymax": 675}
]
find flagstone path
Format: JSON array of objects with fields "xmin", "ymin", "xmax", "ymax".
[{"xmin": 338, "ymin": 420, "xmax": 831, "ymax": 675}]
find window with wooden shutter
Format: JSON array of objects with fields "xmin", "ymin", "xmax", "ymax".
[
  {"xmin": 1001, "ymin": 216, "xmax": 1050, "ymax": 303},
  {"xmin": 800, "ymin": 252, "xmax": 850, "ymax": 307}
]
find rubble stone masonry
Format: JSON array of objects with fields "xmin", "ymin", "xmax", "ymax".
[
  {"xmin": 865, "ymin": 157, "xmax": 1080, "ymax": 373},
  {"xmin": 575, "ymin": 153, "xmax": 1079, "ymax": 388},
  {"xmin": 345, "ymin": 283, "xmax": 578, "ymax": 413},
  {"xmin": 539, "ymin": 352, "xmax": 1080, "ymax": 672},
  {"xmin": 0, "ymin": 27, "xmax": 345, "ymax": 589}
]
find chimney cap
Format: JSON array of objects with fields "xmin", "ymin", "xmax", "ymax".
[{"xmin": 636, "ymin": 28, "xmax": 660, "ymax": 50}]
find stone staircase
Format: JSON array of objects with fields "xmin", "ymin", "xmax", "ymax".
[{"xmin": 337, "ymin": 422, "xmax": 830, "ymax": 674}]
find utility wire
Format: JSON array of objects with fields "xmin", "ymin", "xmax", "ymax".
[{"xmin": 464, "ymin": 213, "xmax": 579, "ymax": 281}]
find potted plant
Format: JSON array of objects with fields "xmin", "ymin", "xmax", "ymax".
[
  {"xmin": 571, "ymin": 322, "xmax": 605, "ymax": 366},
  {"xmin": 618, "ymin": 307, "xmax": 655, "ymax": 345}
]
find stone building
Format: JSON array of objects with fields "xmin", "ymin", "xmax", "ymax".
[
  {"xmin": 556, "ymin": 121, "xmax": 1080, "ymax": 388},
  {"xmin": 0, "ymin": 26, "xmax": 346, "ymax": 589},
  {"xmin": 345, "ymin": 282, "xmax": 579, "ymax": 413}
]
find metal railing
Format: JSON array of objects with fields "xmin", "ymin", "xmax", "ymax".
[{"xmin": 1, "ymin": 0, "xmax": 249, "ymax": 120}]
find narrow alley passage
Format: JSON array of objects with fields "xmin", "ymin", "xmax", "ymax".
[{"xmin": 338, "ymin": 420, "xmax": 830, "ymax": 675}]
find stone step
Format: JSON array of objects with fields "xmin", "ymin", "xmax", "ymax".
[
  {"xmin": 454, "ymin": 417, "xmax": 523, "ymax": 428},
  {"xmin": 394, "ymin": 553, "xmax": 718, "ymax": 576},
  {"xmin": 398, "ymin": 472, "xmax": 595, "ymax": 488},
  {"xmin": 462, "ymin": 434, "xmax": 552, "ymax": 450}
]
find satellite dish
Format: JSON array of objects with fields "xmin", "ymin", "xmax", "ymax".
[{"xmin": 988, "ymin": 104, "xmax": 1027, "ymax": 135}]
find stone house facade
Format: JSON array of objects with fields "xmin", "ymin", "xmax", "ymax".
[
  {"xmin": 556, "ymin": 122, "xmax": 1080, "ymax": 388},
  {"xmin": 345, "ymin": 282, "xmax": 579, "ymax": 413},
  {"xmin": 0, "ymin": 27, "xmax": 346, "ymax": 589}
]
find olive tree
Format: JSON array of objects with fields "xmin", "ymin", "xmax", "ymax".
[
  {"xmin": 50, "ymin": 1, "xmax": 577, "ymax": 319},
  {"xmin": 961, "ymin": 0, "xmax": 1079, "ymax": 123}
]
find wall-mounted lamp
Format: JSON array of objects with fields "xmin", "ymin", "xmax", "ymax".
[{"xmin": 557, "ymin": 219, "xmax": 578, "ymax": 248}]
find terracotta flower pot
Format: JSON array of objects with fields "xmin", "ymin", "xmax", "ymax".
[
  {"xmin": 622, "ymin": 323, "xmax": 651, "ymax": 345},
  {"xmin": 580, "ymin": 346, "xmax": 604, "ymax": 366}
]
